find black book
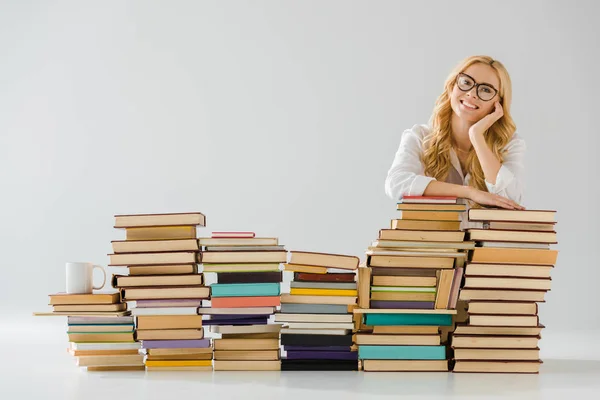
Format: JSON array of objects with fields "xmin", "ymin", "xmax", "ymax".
[
  {"xmin": 216, "ymin": 271, "xmax": 283, "ymax": 284},
  {"xmin": 281, "ymin": 334, "xmax": 353, "ymax": 347},
  {"xmin": 281, "ymin": 359, "xmax": 358, "ymax": 371}
]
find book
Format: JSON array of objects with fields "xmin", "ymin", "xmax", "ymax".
[
  {"xmin": 131, "ymin": 307, "xmax": 199, "ymax": 316},
  {"xmin": 379, "ymin": 229, "xmax": 465, "ymax": 242},
  {"xmin": 111, "ymin": 239, "xmax": 199, "ymax": 253},
  {"xmin": 201, "ymin": 251, "xmax": 287, "ymax": 264},
  {"xmin": 370, "ymin": 286, "xmax": 436, "ymax": 293},
  {"xmin": 391, "ymin": 220, "xmax": 461, "ymax": 231},
  {"xmin": 478, "ymin": 241, "xmax": 550, "ymax": 250},
  {"xmin": 121, "ymin": 287, "xmax": 210, "ymax": 301},
  {"xmin": 49, "ymin": 293, "xmax": 121, "ymax": 305},
  {"xmin": 213, "ymin": 350, "xmax": 280, "ymax": 361},
  {"xmin": 280, "ymin": 294, "xmax": 356, "ymax": 306},
  {"xmin": 464, "ymin": 277, "xmax": 552, "ymax": 291},
  {"xmin": 284, "ymin": 322, "xmax": 354, "ymax": 330},
  {"xmin": 141, "ymin": 339, "xmax": 211, "ymax": 349},
  {"xmin": 112, "ymin": 274, "xmax": 203, "ymax": 288},
  {"xmin": 114, "ymin": 212, "xmax": 206, "ymax": 228},
  {"xmin": 213, "ymin": 360, "xmax": 281, "ymax": 371},
  {"xmin": 484, "ymin": 221, "xmax": 555, "ymax": 231},
  {"xmin": 279, "ymin": 303, "xmax": 350, "ymax": 315},
  {"xmin": 288, "ymin": 251, "xmax": 360, "ymax": 270},
  {"xmin": 453, "ymin": 325, "xmax": 544, "ymax": 336},
  {"xmin": 358, "ymin": 267, "xmax": 371, "ymax": 309},
  {"xmin": 69, "ymin": 342, "xmax": 141, "ymax": 351},
  {"xmin": 214, "ymin": 338, "xmax": 279, "ymax": 351},
  {"xmin": 146, "ymin": 348, "xmax": 212, "ymax": 356},
  {"xmin": 467, "ymin": 229, "xmax": 557, "ymax": 243},
  {"xmin": 400, "ymin": 196, "xmax": 458, "ymax": 204},
  {"xmin": 468, "ymin": 315, "xmax": 539, "ymax": 327},
  {"xmin": 210, "ymin": 296, "xmax": 280, "ymax": 308},
  {"xmin": 202, "ymin": 263, "xmax": 281, "ymax": 273},
  {"xmin": 281, "ymin": 359, "xmax": 357, "ymax": 371},
  {"xmin": 67, "ymin": 324, "xmax": 134, "ymax": 333},
  {"xmin": 464, "ymin": 264, "xmax": 552, "ymax": 278},
  {"xmin": 135, "ymin": 299, "xmax": 202, "ymax": 308},
  {"xmin": 210, "ymin": 283, "xmax": 280, "ymax": 297},
  {"xmin": 281, "ymin": 334, "xmax": 353, "ymax": 347},
  {"xmin": 284, "ymin": 264, "xmax": 327, "ymax": 274},
  {"xmin": 371, "ymin": 292, "xmax": 436, "ymax": 302},
  {"xmin": 205, "ymin": 245, "xmax": 285, "ymax": 252},
  {"xmin": 197, "ymin": 307, "xmax": 275, "ymax": 315},
  {"xmin": 136, "ymin": 329, "xmax": 204, "ymax": 341},
  {"xmin": 199, "ymin": 237, "xmax": 278, "ymax": 246},
  {"xmin": 358, "ymin": 345, "xmax": 446, "ymax": 360},
  {"xmin": 53, "ymin": 304, "xmax": 126, "ymax": 312},
  {"xmin": 280, "ymin": 328, "xmax": 350, "ymax": 335},
  {"xmin": 128, "ymin": 264, "xmax": 198, "ymax": 275},
  {"xmin": 109, "ymin": 252, "xmax": 197, "ymax": 266},
  {"xmin": 468, "ymin": 209, "xmax": 556, "ymax": 223},
  {"xmin": 67, "ymin": 316, "xmax": 134, "ymax": 325},
  {"xmin": 459, "ymin": 289, "xmax": 546, "ymax": 302},
  {"xmin": 274, "ymin": 314, "xmax": 353, "ymax": 323},
  {"xmin": 217, "ymin": 271, "xmax": 283, "ymax": 284},
  {"xmin": 136, "ymin": 315, "xmax": 203, "ymax": 330},
  {"xmin": 368, "ymin": 255, "xmax": 455, "ymax": 269},
  {"xmin": 294, "ymin": 272, "xmax": 356, "ymax": 282},
  {"xmin": 467, "ymin": 302, "xmax": 538, "ymax": 315},
  {"xmin": 210, "ymin": 325, "xmax": 281, "ymax": 334},
  {"xmin": 370, "ymin": 301, "xmax": 434, "ymax": 309},
  {"xmin": 447, "ymin": 266, "xmax": 464, "ymax": 309},
  {"xmin": 434, "ymin": 269, "xmax": 454, "ymax": 309},
  {"xmin": 372, "ymin": 326, "xmax": 439, "ymax": 335},
  {"xmin": 362, "ymin": 360, "xmax": 448, "ymax": 372},
  {"xmin": 289, "ymin": 288, "xmax": 357, "ymax": 297},
  {"xmin": 363, "ymin": 313, "xmax": 452, "ymax": 326},
  {"xmin": 397, "ymin": 203, "xmax": 466, "ymax": 211},
  {"xmin": 290, "ymin": 282, "xmax": 357, "ymax": 290},
  {"xmin": 67, "ymin": 332, "xmax": 135, "ymax": 342},
  {"xmin": 451, "ymin": 335, "xmax": 540, "ymax": 348},
  {"xmin": 145, "ymin": 360, "xmax": 212, "ymax": 368},
  {"xmin": 469, "ymin": 248, "xmax": 558, "ymax": 265},
  {"xmin": 453, "ymin": 348, "xmax": 540, "ymax": 360},
  {"xmin": 211, "ymin": 231, "xmax": 255, "ymax": 238},
  {"xmin": 76, "ymin": 354, "xmax": 144, "ymax": 367},
  {"xmin": 372, "ymin": 240, "xmax": 475, "ymax": 250},
  {"xmin": 370, "ymin": 267, "xmax": 437, "ymax": 277},
  {"xmin": 453, "ymin": 360, "xmax": 541, "ymax": 373},
  {"xmin": 285, "ymin": 351, "xmax": 357, "ymax": 360},
  {"xmin": 125, "ymin": 226, "xmax": 197, "ymax": 240},
  {"xmin": 355, "ymin": 335, "xmax": 441, "ymax": 346}
]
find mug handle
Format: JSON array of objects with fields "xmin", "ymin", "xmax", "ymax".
[{"xmin": 92, "ymin": 265, "xmax": 106, "ymax": 290}]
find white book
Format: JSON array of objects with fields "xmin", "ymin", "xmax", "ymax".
[
  {"xmin": 280, "ymin": 328, "xmax": 350, "ymax": 335},
  {"xmin": 274, "ymin": 314, "xmax": 353, "ymax": 323},
  {"xmin": 70, "ymin": 342, "xmax": 142, "ymax": 351},
  {"xmin": 210, "ymin": 324, "xmax": 282, "ymax": 334},
  {"xmin": 285, "ymin": 322, "xmax": 355, "ymax": 329},
  {"xmin": 131, "ymin": 307, "xmax": 198, "ymax": 316}
]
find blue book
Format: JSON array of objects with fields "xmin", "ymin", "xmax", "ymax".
[
  {"xmin": 358, "ymin": 345, "xmax": 446, "ymax": 360},
  {"xmin": 210, "ymin": 283, "xmax": 281, "ymax": 297},
  {"xmin": 363, "ymin": 313, "xmax": 452, "ymax": 326}
]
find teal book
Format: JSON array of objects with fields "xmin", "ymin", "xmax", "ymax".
[
  {"xmin": 364, "ymin": 313, "xmax": 452, "ymax": 326},
  {"xmin": 358, "ymin": 345, "xmax": 446, "ymax": 360},
  {"xmin": 210, "ymin": 283, "xmax": 280, "ymax": 297}
]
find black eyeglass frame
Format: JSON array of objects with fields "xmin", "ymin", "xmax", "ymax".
[{"xmin": 456, "ymin": 72, "xmax": 499, "ymax": 102}]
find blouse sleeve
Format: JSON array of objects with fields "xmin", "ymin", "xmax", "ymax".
[
  {"xmin": 384, "ymin": 125, "xmax": 436, "ymax": 201},
  {"xmin": 484, "ymin": 134, "xmax": 526, "ymax": 204}
]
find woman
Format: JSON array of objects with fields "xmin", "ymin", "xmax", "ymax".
[{"xmin": 385, "ymin": 55, "xmax": 526, "ymax": 210}]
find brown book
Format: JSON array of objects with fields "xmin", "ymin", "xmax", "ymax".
[
  {"xmin": 354, "ymin": 334, "xmax": 440, "ymax": 346},
  {"xmin": 467, "ymin": 302, "xmax": 538, "ymax": 315},
  {"xmin": 453, "ymin": 324, "xmax": 544, "ymax": 336},
  {"xmin": 136, "ymin": 315, "xmax": 203, "ymax": 330},
  {"xmin": 397, "ymin": 204, "xmax": 467, "ymax": 211},
  {"xmin": 464, "ymin": 264, "xmax": 552, "ymax": 278},
  {"xmin": 198, "ymin": 237, "xmax": 278, "ymax": 246},
  {"xmin": 213, "ymin": 350, "xmax": 280, "ymax": 361},
  {"xmin": 112, "ymin": 239, "xmax": 199, "ymax": 253},
  {"xmin": 453, "ymin": 360, "xmax": 541, "ymax": 373},
  {"xmin": 69, "ymin": 349, "xmax": 140, "ymax": 357},
  {"xmin": 468, "ymin": 315, "xmax": 539, "ymax": 327},
  {"xmin": 371, "ymin": 276, "xmax": 437, "ymax": 286},
  {"xmin": 451, "ymin": 335, "xmax": 540, "ymax": 349},
  {"xmin": 213, "ymin": 360, "xmax": 280, "ymax": 371},
  {"xmin": 128, "ymin": 264, "xmax": 198, "ymax": 275},
  {"xmin": 434, "ymin": 269, "xmax": 454, "ymax": 309},
  {"xmin": 202, "ymin": 251, "xmax": 287, "ymax": 264},
  {"xmin": 121, "ymin": 286, "xmax": 210, "ymax": 301},
  {"xmin": 368, "ymin": 255, "xmax": 455, "ymax": 269},
  {"xmin": 284, "ymin": 264, "xmax": 327, "ymax": 274},
  {"xmin": 486, "ymin": 221, "xmax": 555, "ymax": 231},
  {"xmin": 357, "ymin": 267, "xmax": 371, "ymax": 309},
  {"xmin": 126, "ymin": 226, "xmax": 197, "ymax": 240},
  {"xmin": 146, "ymin": 353, "xmax": 213, "ymax": 361},
  {"xmin": 293, "ymin": 272, "xmax": 356, "ymax": 282},
  {"xmin": 467, "ymin": 229, "xmax": 557, "ymax": 243},
  {"xmin": 371, "ymin": 292, "xmax": 436, "ymax": 302},
  {"xmin": 112, "ymin": 274, "xmax": 203, "ymax": 288},
  {"xmin": 48, "ymin": 293, "xmax": 121, "ymax": 305},
  {"xmin": 76, "ymin": 354, "xmax": 144, "ymax": 367},
  {"xmin": 288, "ymin": 251, "xmax": 360, "ymax": 270},
  {"xmin": 372, "ymin": 326, "xmax": 439, "ymax": 335},
  {"xmin": 67, "ymin": 332, "xmax": 135, "ymax": 342},
  {"xmin": 87, "ymin": 365, "xmax": 146, "ymax": 371},
  {"xmin": 459, "ymin": 289, "xmax": 546, "ymax": 302},
  {"xmin": 136, "ymin": 329, "xmax": 204, "ymax": 340},
  {"xmin": 379, "ymin": 229, "xmax": 465, "ymax": 242},
  {"xmin": 363, "ymin": 360, "xmax": 448, "ymax": 372},
  {"xmin": 398, "ymin": 210, "xmax": 462, "ymax": 221},
  {"xmin": 53, "ymin": 304, "xmax": 126, "ymax": 312},
  {"xmin": 370, "ymin": 267, "xmax": 438, "ymax": 277},
  {"xmin": 391, "ymin": 220, "xmax": 461, "ymax": 231},
  {"xmin": 280, "ymin": 294, "xmax": 356, "ymax": 305},
  {"xmin": 454, "ymin": 348, "xmax": 540, "ymax": 360},
  {"xmin": 468, "ymin": 209, "xmax": 556, "ymax": 223},
  {"xmin": 114, "ymin": 212, "xmax": 206, "ymax": 228},
  {"xmin": 470, "ymin": 248, "xmax": 558, "ymax": 265},
  {"xmin": 109, "ymin": 252, "xmax": 197, "ymax": 266},
  {"xmin": 213, "ymin": 339, "xmax": 280, "ymax": 351},
  {"xmin": 447, "ymin": 267, "xmax": 464, "ymax": 309},
  {"xmin": 464, "ymin": 276, "xmax": 551, "ymax": 291}
]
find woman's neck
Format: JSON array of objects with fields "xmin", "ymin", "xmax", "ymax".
[{"xmin": 450, "ymin": 113, "xmax": 474, "ymax": 152}]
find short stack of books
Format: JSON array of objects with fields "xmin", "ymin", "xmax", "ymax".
[
  {"xmin": 452, "ymin": 208, "xmax": 558, "ymax": 374},
  {"xmin": 109, "ymin": 212, "xmax": 211, "ymax": 371},
  {"xmin": 49, "ymin": 292, "xmax": 143, "ymax": 371},
  {"xmin": 355, "ymin": 196, "xmax": 472, "ymax": 372},
  {"xmin": 278, "ymin": 251, "xmax": 360, "ymax": 371},
  {"xmin": 200, "ymin": 231, "xmax": 286, "ymax": 371}
]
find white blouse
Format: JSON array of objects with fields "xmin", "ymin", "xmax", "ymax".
[{"xmin": 384, "ymin": 124, "xmax": 526, "ymax": 204}]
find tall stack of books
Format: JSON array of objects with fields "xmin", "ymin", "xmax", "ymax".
[
  {"xmin": 452, "ymin": 208, "xmax": 558, "ymax": 374},
  {"xmin": 278, "ymin": 251, "xmax": 360, "ymax": 371},
  {"xmin": 109, "ymin": 212, "xmax": 211, "ymax": 371},
  {"xmin": 48, "ymin": 292, "xmax": 144, "ymax": 371},
  {"xmin": 199, "ymin": 231, "xmax": 287, "ymax": 371},
  {"xmin": 355, "ymin": 196, "xmax": 472, "ymax": 372}
]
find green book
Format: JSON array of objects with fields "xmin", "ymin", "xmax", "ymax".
[
  {"xmin": 370, "ymin": 286, "xmax": 437, "ymax": 293},
  {"xmin": 358, "ymin": 345, "xmax": 446, "ymax": 360},
  {"xmin": 364, "ymin": 313, "xmax": 452, "ymax": 326},
  {"xmin": 210, "ymin": 283, "xmax": 280, "ymax": 297}
]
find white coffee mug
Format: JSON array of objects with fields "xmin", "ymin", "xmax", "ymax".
[{"xmin": 66, "ymin": 262, "xmax": 106, "ymax": 294}]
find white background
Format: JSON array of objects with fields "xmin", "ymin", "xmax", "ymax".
[{"xmin": 1, "ymin": 0, "xmax": 598, "ymax": 335}]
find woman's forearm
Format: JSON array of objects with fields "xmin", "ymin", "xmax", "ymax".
[{"xmin": 422, "ymin": 180, "xmax": 473, "ymax": 199}]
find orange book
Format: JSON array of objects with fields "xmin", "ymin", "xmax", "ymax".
[{"xmin": 211, "ymin": 296, "xmax": 281, "ymax": 308}]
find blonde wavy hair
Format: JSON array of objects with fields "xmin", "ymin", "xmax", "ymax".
[{"xmin": 422, "ymin": 55, "xmax": 517, "ymax": 196}]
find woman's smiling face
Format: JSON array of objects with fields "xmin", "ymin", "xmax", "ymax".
[{"xmin": 450, "ymin": 62, "xmax": 501, "ymax": 122}]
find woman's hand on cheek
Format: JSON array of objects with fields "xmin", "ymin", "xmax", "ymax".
[{"xmin": 469, "ymin": 101, "xmax": 504, "ymax": 140}]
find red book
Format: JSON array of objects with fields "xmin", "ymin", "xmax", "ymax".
[
  {"xmin": 210, "ymin": 296, "xmax": 280, "ymax": 308},
  {"xmin": 400, "ymin": 196, "xmax": 458, "ymax": 204},
  {"xmin": 211, "ymin": 231, "xmax": 256, "ymax": 238}
]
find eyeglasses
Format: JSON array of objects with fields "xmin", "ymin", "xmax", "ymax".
[{"xmin": 456, "ymin": 72, "xmax": 499, "ymax": 102}]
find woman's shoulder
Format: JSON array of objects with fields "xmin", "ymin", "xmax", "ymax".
[
  {"xmin": 506, "ymin": 131, "xmax": 526, "ymax": 152},
  {"xmin": 399, "ymin": 124, "xmax": 431, "ymax": 147}
]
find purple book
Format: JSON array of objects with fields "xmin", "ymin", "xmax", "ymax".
[
  {"xmin": 141, "ymin": 339, "xmax": 211, "ymax": 349},
  {"xmin": 135, "ymin": 299, "xmax": 203, "ymax": 308},
  {"xmin": 370, "ymin": 301, "xmax": 435, "ymax": 309},
  {"xmin": 208, "ymin": 314, "xmax": 271, "ymax": 320},
  {"xmin": 202, "ymin": 318, "xmax": 268, "ymax": 326},
  {"xmin": 285, "ymin": 351, "xmax": 358, "ymax": 360},
  {"xmin": 283, "ymin": 346, "xmax": 351, "ymax": 352}
]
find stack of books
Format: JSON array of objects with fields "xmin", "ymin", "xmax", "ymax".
[
  {"xmin": 109, "ymin": 212, "xmax": 211, "ymax": 371},
  {"xmin": 355, "ymin": 196, "xmax": 472, "ymax": 372},
  {"xmin": 452, "ymin": 208, "xmax": 558, "ymax": 374},
  {"xmin": 49, "ymin": 292, "xmax": 143, "ymax": 371},
  {"xmin": 278, "ymin": 251, "xmax": 360, "ymax": 371},
  {"xmin": 200, "ymin": 231, "xmax": 287, "ymax": 371}
]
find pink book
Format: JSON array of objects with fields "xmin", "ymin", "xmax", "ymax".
[
  {"xmin": 448, "ymin": 266, "xmax": 464, "ymax": 309},
  {"xmin": 211, "ymin": 231, "xmax": 256, "ymax": 238},
  {"xmin": 400, "ymin": 196, "xmax": 458, "ymax": 204}
]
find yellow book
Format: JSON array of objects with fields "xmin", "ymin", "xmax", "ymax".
[
  {"xmin": 289, "ymin": 288, "xmax": 358, "ymax": 297},
  {"xmin": 145, "ymin": 360, "xmax": 212, "ymax": 367}
]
